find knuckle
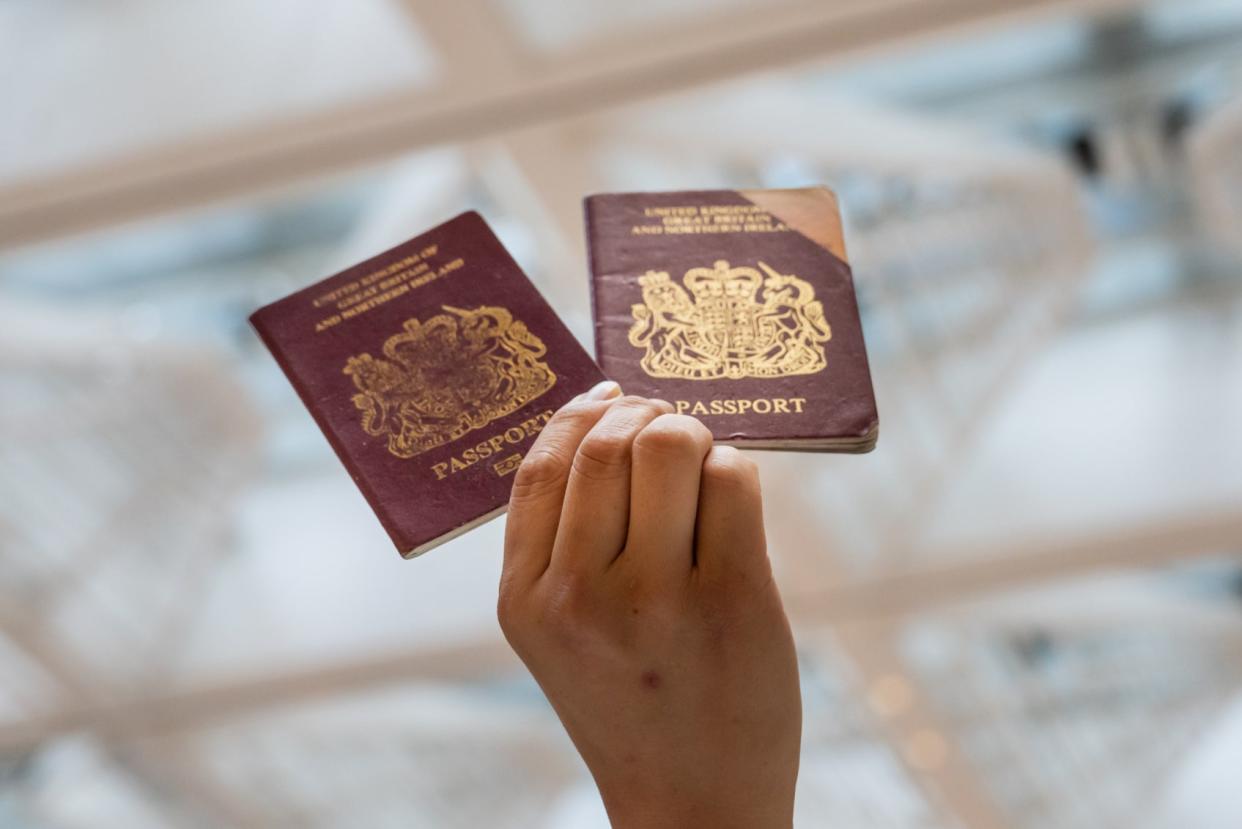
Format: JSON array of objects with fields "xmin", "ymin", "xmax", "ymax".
[
  {"xmin": 549, "ymin": 398, "xmax": 604, "ymax": 428},
  {"xmin": 614, "ymin": 394, "xmax": 651, "ymax": 408},
  {"xmin": 573, "ymin": 429, "xmax": 633, "ymax": 480},
  {"xmin": 649, "ymin": 398, "xmax": 677, "ymax": 414},
  {"xmin": 556, "ymin": 397, "xmax": 603, "ymax": 422},
  {"xmin": 571, "ymin": 427, "xmax": 630, "ymax": 467},
  {"xmin": 497, "ymin": 575, "xmax": 548, "ymax": 649},
  {"xmin": 701, "ymin": 564, "xmax": 776, "ymax": 621},
  {"xmin": 496, "ymin": 584, "xmax": 524, "ymax": 637},
  {"xmin": 696, "ymin": 590, "xmax": 753, "ymax": 635},
  {"xmin": 614, "ymin": 394, "xmax": 673, "ymax": 417},
  {"xmin": 634, "ymin": 413, "xmax": 712, "ymax": 458},
  {"xmin": 702, "ymin": 446, "xmax": 760, "ymax": 492},
  {"xmin": 510, "ymin": 448, "xmax": 566, "ymax": 502},
  {"xmin": 613, "ymin": 564, "xmax": 671, "ymax": 610},
  {"xmin": 537, "ymin": 572, "xmax": 598, "ymax": 642}
]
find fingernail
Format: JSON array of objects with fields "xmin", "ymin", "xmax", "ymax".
[{"xmin": 583, "ymin": 380, "xmax": 621, "ymax": 401}]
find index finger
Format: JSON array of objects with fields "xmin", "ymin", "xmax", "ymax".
[{"xmin": 503, "ymin": 381, "xmax": 621, "ymax": 585}]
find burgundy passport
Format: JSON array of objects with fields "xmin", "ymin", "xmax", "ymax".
[
  {"xmin": 250, "ymin": 212, "xmax": 605, "ymax": 557},
  {"xmin": 586, "ymin": 187, "xmax": 878, "ymax": 452}
]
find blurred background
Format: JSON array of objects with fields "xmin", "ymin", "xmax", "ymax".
[{"xmin": 1, "ymin": 0, "xmax": 1241, "ymax": 827}]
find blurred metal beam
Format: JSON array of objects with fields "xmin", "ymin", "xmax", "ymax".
[
  {"xmin": 0, "ymin": 0, "xmax": 1140, "ymax": 250},
  {"xmin": 469, "ymin": 123, "xmax": 604, "ymax": 310},
  {"xmin": 4, "ymin": 506, "xmax": 1232, "ymax": 753},
  {"xmin": 413, "ymin": 0, "xmax": 600, "ymax": 307},
  {"xmin": 0, "ymin": 603, "xmax": 94, "ymax": 702},
  {"xmin": 1188, "ymin": 92, "xmax": 1242, "ymax": 255},
  {"xmin": 0, "ymin": 640, "xmax": 519, "ymax": 752},
  {"xmin": 117, "ymin": 741, "xmax": 274, "ymax": 829},
  {"xmin": 786, "ymin": 506, "xmax": 1242, "ymax": 623},
  {"xmin": 322, "ymin": 149, "xmax": 470, "ymax": 272},
  {"xmin": 400, "ymin": 0, "xmax": 527, "ymax": 82}
]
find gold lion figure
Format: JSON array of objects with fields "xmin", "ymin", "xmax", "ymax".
[
  {"xmin": 628, "ymin": 260, "xmax": 831, "ymax": 380},
  {"xmin": 343, "ymin": 306, "xmax": 556, "ymax": 458}
]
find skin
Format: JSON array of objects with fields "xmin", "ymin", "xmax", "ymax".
[{"xmin": 498, "ymin": 381, "xmax": 802, "ymax": 828}]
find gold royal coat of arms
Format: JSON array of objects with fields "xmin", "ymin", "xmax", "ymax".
[
  {"xmin": 343, "ymin": 305, "xmax": 556, "ymax": 459},
  {"xmin": 628, "ymin": 260, "xmax": 832, "ymax": 380}
]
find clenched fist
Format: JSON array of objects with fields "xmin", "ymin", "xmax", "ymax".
[{"xmin": 498, "ymin": 381, "xmax": 802, "ymax": 828}]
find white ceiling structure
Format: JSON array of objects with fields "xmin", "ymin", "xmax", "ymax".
[{"xmin": 1, "ymin": 1, "xmax": 1241, "ymax": 828}]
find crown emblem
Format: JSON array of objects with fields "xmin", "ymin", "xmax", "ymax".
[
  {"xmin": 343, "ymin": 305, "xmax": 556, "ymax": 459},
  {"xmin": 628, "ymin": 260, "xmax": 831, "ymax": 380}
]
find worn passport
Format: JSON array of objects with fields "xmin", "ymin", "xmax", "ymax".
[
  {"xmin": 585, "ymin": 187, "xmax": 878, "ymax": 452},
  {"xmin": 250, "ymin": 211, "xmax": 606, "ymax": 557}
]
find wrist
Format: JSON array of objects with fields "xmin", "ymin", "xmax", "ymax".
[{"xmin": 599, "ymin": 783, "xmax": 794, "ymax": 829}]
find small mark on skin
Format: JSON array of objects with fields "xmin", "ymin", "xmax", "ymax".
[
  {"xmin": 641, "ymin": 670, "xmax": 662, "ymax": 690},
  {"xmin": 631, "ymin": 607, "xmax": 640, "ymax": 615}
]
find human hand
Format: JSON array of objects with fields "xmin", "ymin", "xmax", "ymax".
[{"xmin": 498, "ymin": 382, "xmax": 802, "ymax": 828}]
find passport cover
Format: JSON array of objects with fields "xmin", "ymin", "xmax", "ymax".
[
  {"xmin": 250, "ymin": 211, "xmax": 606, "ymax": 557},
  {"xmin": 585, "ymin": 187, "xmax": 878, "ymax": 452}
]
